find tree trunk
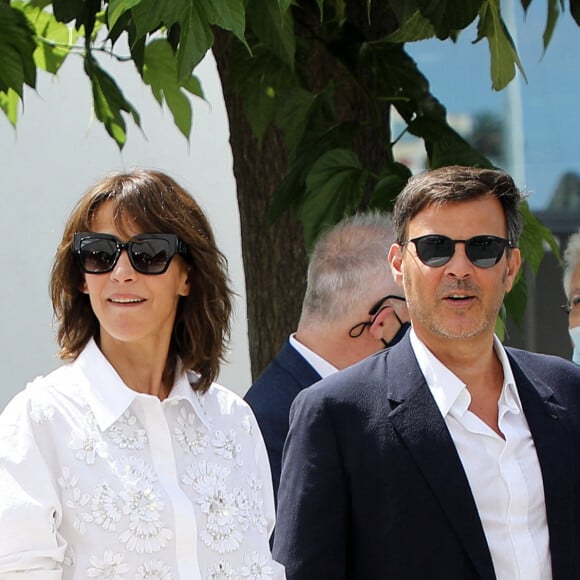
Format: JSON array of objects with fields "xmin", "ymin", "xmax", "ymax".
[
  {"xmin": 213, "ymin": 29, "xmax": 308, "ymax": 380},
  {"xmin": 212, "ymin": 3, "xmax": 399, "ymax": 379}
]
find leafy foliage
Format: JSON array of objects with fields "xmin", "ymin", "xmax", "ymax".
[{"xmin": 2, "ymin": 0, "xmax": 578, "ymax": 330}]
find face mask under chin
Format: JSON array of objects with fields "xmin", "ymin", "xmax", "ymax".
[{"xmin": 382, "ymin": 321, "xmax": 411, "ymax": 348}]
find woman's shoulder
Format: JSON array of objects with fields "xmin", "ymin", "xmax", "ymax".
[
  {"xmin": 187, "ymin": 372, "xmax": 254, "ymax": 424},
  {"xmin": 1, "ymin": 361, "xmax": 85, "ymax": 423}
]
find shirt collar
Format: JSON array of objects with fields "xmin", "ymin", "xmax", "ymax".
[
  {"xmin": 409, "ymin": 329, "xmax": 521, "ymax": 418},
  {"xmin": 289, "ymin": 333, "xmax": 338, "ymax": 378},
  {"xmin": 75, "ymin": 338, "xmax": 212, "ymax": 432}
]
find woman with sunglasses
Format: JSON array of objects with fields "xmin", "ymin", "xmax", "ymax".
[{"xmin": 0, "ymin": 169, "xmax": 284, "ymax": 579}]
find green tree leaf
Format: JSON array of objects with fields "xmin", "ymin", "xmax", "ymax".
[
  {"xmin": 16, "ymin": 3, "xmax": 76, "ymax": 74},
  {"xmin": 85, "ymin": 55, "xmax": 141, "ymax": 148},
  {"xmin": 52, "ymin": 0, "xmax": 83, "ymax": 23},
  {"xmin": 408, "ymin": 116, "xmax": 494, "ymax": 168},
  {"xmin": 386, "ymin": 9, "xmax": 436, "ymax": 42},
  {"xmin": 300, "ymin": 148, "xmax": 369, "ymax": 248},
  {"xmin": 503, "ymin": 270, "xmax": 528, "ymax": 329},
  {"xmin": 519, "ymin": 201, "xmax": 560, "ymax": 274},
  {"xmin": 176, "ymin": 3, "xmax": 214, "ymax": 81},
  {"xmin": 369, "ymin": 162, "xmax": 413, "ymax": 211},
  {"xmin": 0, "ymin": 4, "xmax": 36, "ymax": 96},
  {"xmin": 248, "ymin": 0, "xmax": 295, "ymax": 68},
  {"xmin": 277, "ymin": 0, "xmax": 292, "ymax": 15},
  {"xmin": 359, "ymin": 42, "xmax": 446, "ymax": 125},
  {"xmin": 107, "ymin": 0, "xmax": 143, "ymax": 31},
  {"xmin": 476, "ymin": 0, "xmax": 526, "ymax": 90},
  {"xmin": 416, "ymin": 0, "xmax": 481, "ymax": 38},
  {"xmin": 143, "ymin": 39, "xmax": 204, "ymax": 139},
  {"xmin": 276, "ymin": 88, "xmax": 317, "ymax": 155},
  {"xmin": 571, "ymin": 0, "xmax": 580, "ymax": 26},
  {"xmin": 131, "ymin": 0, "xmax": 167, "ymax": 38},
  {"xmin": 202, "ymin": 0, "xmax": 246, "ymax": 45},
  {"xmin": 276, "ymin": 87, "xmax": 337, "ymax": 160},
  {"xmin": 230, "ymin": 40, "xmax": 296, "ymax": 139},
  {"xmin": 268, "ymin": 123, "xmax": 356, "ymax": 224},
  {"xmin": 542, "ymin": 0, "xmax": 561, "ymax": 49},
  {"xmin": 0, "ymin": 88, "xmax": 20, "ymax": 126}
]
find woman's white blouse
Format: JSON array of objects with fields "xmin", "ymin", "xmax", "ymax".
[{"xmin": 0, "ymin": 339, "xmax": 284, "ymax": 580}]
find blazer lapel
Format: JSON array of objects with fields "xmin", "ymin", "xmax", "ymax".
[
  {"xmin": 508, "ymin": 350, "xmax": 575, "ymax": 580},
  {"xmin": 385, "ymin": 337, "xmax": 497, "ymax": 580}
]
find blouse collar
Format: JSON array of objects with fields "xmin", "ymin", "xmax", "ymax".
[{"xmin": 75, "ymin": 338, "xmax": 211, "ymax": 431}]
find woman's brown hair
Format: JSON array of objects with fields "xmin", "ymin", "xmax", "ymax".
[{"xmin": 50, "ymin": 169, "xmax": 233, "ymax": 393}]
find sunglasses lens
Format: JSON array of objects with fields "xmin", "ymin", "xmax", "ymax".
[
  {"xmin": 465, "ymin": 236, "xmax": 506, "ymax": 268},
  {"xmin": 79, "ymin": 238, "xmax": 118, "ymax": 273},
  {"xmin": 130, "ymin": 239, "xmax": 172, "ymax": 274},
  {"xmin": 415, "ymin": 236, "xmax": 455, "ymax": 267}
]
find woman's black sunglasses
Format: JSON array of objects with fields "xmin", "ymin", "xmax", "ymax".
[
  {"xmin": 73, "ymin": 232, "xmax": 188, "ymax": 275},
  {"xmin": 407, "ymin": 234, "xmax": 513, "ymax": 269}
]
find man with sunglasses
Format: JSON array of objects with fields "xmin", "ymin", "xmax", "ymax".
[
  {"xmin": 245, "ymin": 212, "xmax": 409, "ymax": 501},
  {"xmin": 273, "ymin": 165, "xmax": 580, "ymax": 580}
]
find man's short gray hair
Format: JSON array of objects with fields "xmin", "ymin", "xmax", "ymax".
[{"xmin": 299, "ymin": 212, "xmax": 396, "ymax": 326}]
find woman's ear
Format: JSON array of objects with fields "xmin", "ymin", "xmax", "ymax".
[{"xmin": 178, "ymin": 269, "xmax": 191, "ymax": 297}]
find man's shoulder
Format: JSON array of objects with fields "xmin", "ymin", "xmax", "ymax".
[
  {"xmin": 506, "ymin": 346, "xmax": 580, "ymax": 399},
  {"xmin": 506, "ymin": 345, "xmax": 580, "ymax": 374},
  {"xmin": 245, "ymin": 340, "xmax": 319, "ymax": 407},
  {"xmin": 296, "ymin": 348, "xmax": 394, "ymax": 405}
]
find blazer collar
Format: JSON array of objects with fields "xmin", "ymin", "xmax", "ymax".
[{"xmin": 276, "ymin": 338, "xmax": 323, "ymax": 387}]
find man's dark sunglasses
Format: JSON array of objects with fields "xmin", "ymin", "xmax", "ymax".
[
  {"xmin": 407, "ymin": 234, "xmax": 514, "ymax": 269},
  {"xmin": 73, "ymin": 232, "xmax": 188, "ymax": 275},
  {"xmin": 349, "ymin": 295, "xmax": 406, "ymax": 338}
]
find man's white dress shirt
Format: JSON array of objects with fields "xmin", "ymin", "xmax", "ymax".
[
  {"xmin": 410, "ymin": 330, "xmax": 552, "ymax": 580},
  {"xmin": 0, "ymin": 339, "xmax": 284, "ymax": 580}
]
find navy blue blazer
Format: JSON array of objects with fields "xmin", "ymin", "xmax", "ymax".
[
  {"xmin": 244, "ymin": 339, "xmax": 321, "ymax": 500},
  {"xmin": 273, "ymin": 334, "xmax": 580, "ymax": 580}
]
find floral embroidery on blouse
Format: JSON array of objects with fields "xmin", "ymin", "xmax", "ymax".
[
  {"xmin": 246, "ymin": 475, "xmax": 268, "ymax": 535},
  {"xmin": 174, "ymin": 407, "xmax": 209, "ymax": 455},
  {"xmin": 241, "ymin": 552, "xmax": 274, "ymax": 579},
  {"xmin": 29, "ymin": 397, "xmax": 55, "ymax": 424},
  {"xmin": 58, "ymin": 467, "xmax": 93, "ymax": 534},
  {"xmin": 70, "ymin": 418, "xmax": 108, "ymax": 465},
  {"xmin": 91, "ymin": 481, "xmax": 124, "ymax": 531},
  {"xmin": 108, "ymin": 411, "xmax": 147, "ymax": 450},
  {"xmin": 116, "ymin": 458, "xmax": 173, "ymax": 553},
  {"xmin": 206, "ymin": 559, "xmax": 237, "ymax": 579},
  {"xmin": 87, "ymin": 549, "xmax": 129, "ymax": 579},
  {"xmin": 182, "ymin": 460, "xmax": 250, "ymax": 553},
  {"xmin": 135, "ymin": 559, "xmax": 173, "ymax": 579},
  {"xmin": 212, "ymin": 430, "xmax": 242, "ymax": 466}
]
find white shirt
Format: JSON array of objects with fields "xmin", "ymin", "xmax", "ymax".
[
  {"xmin": 410, "ymin": 330, "xmax": 552, "ymax": 580},
  {"xmin": 0, "ymin": 339, "xmax": 285, "ymax": 580},
  {"xmin": 289, "ymin": 334, "xmax": 338, "ymax": 378}
]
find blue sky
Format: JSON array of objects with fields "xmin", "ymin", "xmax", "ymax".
[{"xmin": 406, "ymin": 2, "xmax": 580, "ymax": 209}]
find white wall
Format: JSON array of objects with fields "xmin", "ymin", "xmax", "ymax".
[{"xmin": 0, "ymin": 51, "xmax": 251, "ymax": 409}]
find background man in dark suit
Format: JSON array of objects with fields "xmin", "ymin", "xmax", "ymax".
[
  {"xmin": 273, "ymin": 165, "xmax": 580, "ymax": 580},
  {"xmin": 244, "ymin": 212, "xmax": 409, "ymax": 499}
]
